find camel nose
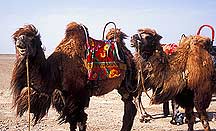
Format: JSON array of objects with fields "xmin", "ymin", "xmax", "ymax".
[
  {"xmin": 16, "ymin": 39, "xmax": 26, "ymax": 49},
  {"xmin": 16, "ymin": 35, "xmax": 27, "ymax": 49},
  {"xmin": 131, "ymin": 35, "xmax": 136, "ymax": 40}
]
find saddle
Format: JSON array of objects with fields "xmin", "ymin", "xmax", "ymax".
[
  {"xmin": 86, "ymin": 38, "xmax": 124, "ymax": 80},
  {"xmin": 161, "ymin": 43, "xmax": 178, "ymax": 55}
]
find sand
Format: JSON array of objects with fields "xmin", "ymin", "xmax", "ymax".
[{"xmin": 0, "ymin": 54, "xmax": 216, "ymax": 131}]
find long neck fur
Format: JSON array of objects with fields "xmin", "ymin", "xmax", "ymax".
[{"xmin": 11, "ymin": 43, "xmax": 46, "ymax": 100}]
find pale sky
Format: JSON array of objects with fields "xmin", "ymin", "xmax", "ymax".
[{"xmin": 1, "ymin": 0, "xmax": 216, "ymax": 54}]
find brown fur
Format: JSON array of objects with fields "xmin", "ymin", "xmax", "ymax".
[
  {"xmin": 154, "ymin": 35, "xmax": 214, "ymax": 103},
  {"xmin": 11, "ymin": 22, "xmax": 137, "ymax": 131},
  {"xmin": 131, "ymin": 29, "xmax": 215, "ymax": 130},
  {"xmin": 13, "ymin": 24, "xmax": 38, "ymax": 40},
  {"xmin": 11, "ymin": 24, "xmax": 51, "ymax": 124}
]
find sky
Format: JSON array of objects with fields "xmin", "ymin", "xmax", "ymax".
[{"xmin": 1, "ymin": 0, "xmax": 216, "ymax": 54}]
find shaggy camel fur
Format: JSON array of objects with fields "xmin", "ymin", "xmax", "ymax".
[
  {"xmin": 11, "ymin": 22, "xmax": 138, "ymax": 131},
  {"xmin": 131, "ymin": 28, "xmax": 215, "ymax": 131}
]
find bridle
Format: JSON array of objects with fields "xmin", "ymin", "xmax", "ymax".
[
  {"xmin": 133, "ymin": 32, "xmax": 155, "ymax": 60},
  {"xmin": 132, "ymin": 32, "xmax": 157, "ymax": 98}
]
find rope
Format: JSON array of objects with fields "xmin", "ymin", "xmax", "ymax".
[
  {"xmin": 26, "ymin": 56, "xmax": 31, "ymax": 131},
  {"xmin": 80, "ymin": 24, "xmax": 89, "ymax": 48},
  {"xmin": 102, "ymin": 22, "xmax": 122, "ymax": 61},
  {"xmin": 136, "ymin": 41, "xmax": 151, "ymax": 99}
]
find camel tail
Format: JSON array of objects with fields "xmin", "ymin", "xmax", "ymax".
[{"xmin": 14, "ymin": 87, "xmax": 51, "ymax": 125}]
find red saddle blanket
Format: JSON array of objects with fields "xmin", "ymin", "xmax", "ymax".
[
  {"xmin": 161, "ymin": 43, "xmax": 178, "ymax": 55},
  {"xmin": 86, "ymin": 39, "xmax": 121, "ymax": 80}
]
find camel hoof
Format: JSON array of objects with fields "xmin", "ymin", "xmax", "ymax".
[
  {"xmin": 139, "ymin": 115, "xmax": 152, "ymax": 123},
  {"xmin": 170, "ymin": 119, "xmax": 183, "ymax": 126},
  {"xmin": 170, "ymin": 112, "xmax": 184, "ymax": 125}
]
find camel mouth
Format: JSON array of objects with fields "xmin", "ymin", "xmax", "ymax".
[
  {"xmin": 16, "ymin": 44, "xmax": 26, "ymax": 55},
  {"xmin": 130, "ymin": 43, "xmax": 136, "ymax": 47},
  {"xmin": 130, "ymin": 39, "xmax": 137, "ymax": 47},
  {"xmin": 17, "ymin": 48, "xmax": 26, "ymax": 55}
]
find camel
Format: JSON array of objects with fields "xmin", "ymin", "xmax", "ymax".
[
  {"xmin": 11, "ymin": 22, "xmax": 138, "ymax": 131},
  {"xmin": 133, "ymin": 35, "xmax": 184, "ymax": 125},
  {"xmin": 131, "ymin": 28, "xmax": 215, "ymax": 131},
  {"xmin": 161, "ymin": 42, "xmax": 184, "ymax": 125}
]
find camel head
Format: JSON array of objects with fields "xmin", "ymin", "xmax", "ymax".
[
  {"xmin": 106, "ymin": 28, "xmax": 128, "ymax": 44},
  {"xmin": 131, "ymin": 28, "xmax": 162, "ymax": 57},
  {"xmin": 189, "ymin": 35, "xmax": 212, "ymax": 52},
  {"xmin": 12, "ymin": 24, "xmax": 42, "ymax": 58}
]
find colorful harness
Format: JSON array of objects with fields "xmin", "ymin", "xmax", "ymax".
[
  {"xmin": 161, "ymin": 43, "xmax": 178, "ymax": 55},
  {"xmin": 81, "ymin": 22, "xmax": 126, "ymax": 80},
  {"xmin": 86, "ymin": 38, "xmax": 121, "ymax": 80}
]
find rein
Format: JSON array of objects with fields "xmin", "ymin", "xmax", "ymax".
[
  {"xmin": 26, "ymin": 56, "xmax": 31, "ymax": 131},
  {"xmin": 136, "ymin": 41, "xmax": 152, "ymax": 99}
]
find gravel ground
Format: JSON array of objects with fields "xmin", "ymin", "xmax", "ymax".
[{"xmin": 0, "ymin": 54, "xmax": 216, "ymax": 131}]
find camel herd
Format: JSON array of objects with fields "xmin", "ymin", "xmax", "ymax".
[{"xmin": 11, "ymin": 22, "xmax": 216, "ymax": 131}]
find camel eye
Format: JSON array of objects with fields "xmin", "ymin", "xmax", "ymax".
[
  {"xmin": 133, "ymin": 34, "xmax": 140, "ymax": 40},
  {"xmin": 145, "ymin": 35, "xmax": 154, "ymax": 42}
]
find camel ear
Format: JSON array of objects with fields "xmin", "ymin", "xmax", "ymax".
[{"xmin": 155, "ymin": 34, "xmax": 162, "ymax": 41}]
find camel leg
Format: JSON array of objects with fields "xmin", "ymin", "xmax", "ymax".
[
  {"xmin": 66, "ymin": 106, "xmax": 80, "ymax": 131},
  {"xmin": 194, "ymin": 92, "xmax": 212, "ymax": 131},
  {"xmin": 77, "ymin": 94, "xmax": 90, "ymax": 131},
  {"xmin": 66, "ymin": 92, "xmax": 89, "ymax": 131},
  {"xmin": 133, "ymin": 95, "xmax": 143, "ymax": 122},
  {"xmin": 77, "ymin": 110, "xmax": 88, "ymax": 131},
  {"xmin": 139, "ymin": 96, "xmax": 152, "ymax": 122},
  {"xmin": 121, "ymin": 97, "xmax": 137, "ymax": 131},
  {"xmin": 118, "ymin": 89, "xmax": 137, "ymax": 131},
  {"xmin": 185, "ymin": 107, "xmax": 195, "ymax": 131},
  {"xmin": 170, "ymin": 100, "xmax": 184, "ymax": 125},
  {"xmin": 197, "ymin": 110, "xmax": 210, "ymax": 131},
  {"xmin": 69, "ymin": 121, "xmax": 77, "ymax": 131},
  {"xmin": 134, "ymin": 95, "xmax": 152, "ymax": 123},
  {"xmin": 163, "ymin": 101, "xmax": 170, "ymax": 117},
  {"xmin": 68, "ymin": 106, "xmax": 88, "ymax": 131}
]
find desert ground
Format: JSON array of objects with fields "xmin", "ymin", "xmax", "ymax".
[{"xmin": 0, "ymin": 54, "xmax": 216, "ymax": 131}]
